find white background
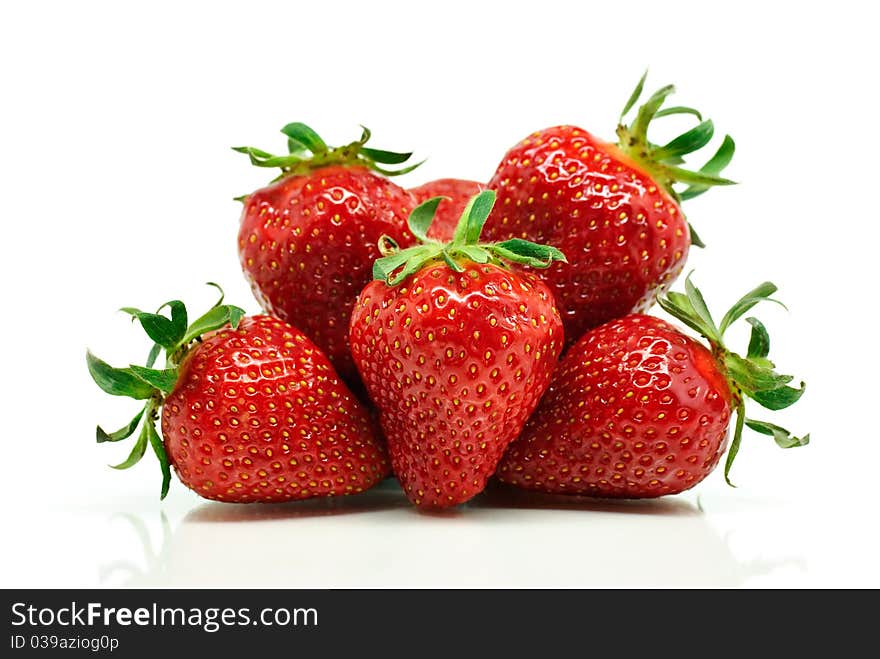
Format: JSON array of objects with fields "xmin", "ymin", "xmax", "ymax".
[{"xmin": 1, "ymin": 0, "xmax": 876, "ymax": 587}]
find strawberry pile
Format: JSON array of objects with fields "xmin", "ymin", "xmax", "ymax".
[{"xmin": 89, "ymin": 73, "xmax": 808, "ymax": 509}]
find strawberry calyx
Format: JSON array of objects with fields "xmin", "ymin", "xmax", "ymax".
[
  {"xmin": 373, "ymin": 190, "xmax": 567, "ymax": 286},
  {"xmin": 657, "ymin": 274, "xmax": 809, "ymax": 485},
  {"xmin": 616, "ymin": 72, "xmax": 737, "ymax": 247},
  {"xmin": 86, "ymin": 283, "xmax": 245, "ymax": 499},
  {"xmin": 233, "ymin": 122, "xmax": 422, "ymax": 185}
]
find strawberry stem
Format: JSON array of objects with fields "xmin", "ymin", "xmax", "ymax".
[
  {"xmin": 87, "ymin": 284, "xmax": 245, "ymax": 499},
  {"xmin": 233, "ymin": 122, "xmax": 422, "ymax": 186},
  {"xmin": 725, "ymin": 403, "xmax": 747, "ymax": 486},
  {"xmin": 616, "ymin": 73, "xmax": 737, "ymax": 248},
  {"xmin": 373, "ymin": 190, "xmax": 567, "ymax": 286},
  {"xmin": 616, "ymin": 73, "xmax": 736, "ymax": 201},
  {"xmin": 657, "ymin": 273, "xmax": 809, "ymax": 485}
]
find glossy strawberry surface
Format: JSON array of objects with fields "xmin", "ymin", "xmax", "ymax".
[
  {"xmin": 484, "ymin": 126, "xmax": 690, "ymax": 345},
  {"xmin": 238, "ymin": 165, "xmax": 415, "ymax": 383},
  {"xmin": 408, "ymin": 178, "xmax": 486, "ymax": 241},
  {"xmin": 497, "ymin": 315, "xmax": 732, "ymax": 498},
  {"xmin": 162, "ymin": 315, "xmax": 389, "ymax": 502},
  {"xmin": 350, "ymin": 262, "xmax": 563, "ymax": 508}
]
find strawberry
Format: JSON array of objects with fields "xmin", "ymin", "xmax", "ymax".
[
  {"xmin": 483, "ymin": 73, "xmax": 736, "ymax": 345},
  {"xmin": 497, "ymin": 276, "xmax": 809, "ymax": 498},
  {"xmin": 350, "ymin": 190, "xmax": 566, "ymax": 508},
  {"xmin": 235, "ymin": 123, "xmax": 421, "ymax": 385},
  {"xmin": 87, "ymin": 285, "xmax": 389, "ymax": 501},
  {"xmin": 408, "ymin": 178, "xmax": 486, "ymax": 241}
]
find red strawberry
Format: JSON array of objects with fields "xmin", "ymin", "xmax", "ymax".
[
  {"xmin": 87, "ymin": 286, "xmax": 389, "ymax": 501},
  {"xmin": 497, "ymin": 276, "xmax": 809, "ymax": 497},
  {"xmin": 483, "ymin": 73, "xmax": 736, "ymax": 345},
  {"xmin": 235, "ymin": 123, "xmax": 420, "ymax": 385},
  {"xmin": 350, "ymin": 191, "xmax": 566, "ymax": 508},
  {"xmin": 408, "ymin": 178, "xmax": 486, "ymax": 241}
]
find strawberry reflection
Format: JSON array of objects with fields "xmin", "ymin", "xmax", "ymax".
[{"xmin": 101, "ymin": 480, "xmax": 804, "ymax": 587}]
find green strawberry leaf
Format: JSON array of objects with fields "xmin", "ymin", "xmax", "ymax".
[
  {"xmin": 408, "ymin": 197, "xmax": 444, "ymax": 242},
  {"xmin": 181, "ymin": 304, "xmax": 245, "ymax": 345},
  {"xmin": 280, "ymin": 122, "xmax": 327, "ymax": 154},
  {"xmin": 465, "ymin": 190, "xmax": 497, "ymax": 243},
  {"xmin": 492, "ymin": 239, "xmax": 567, "ymax": 267},
  {"xmin": 157, "ymin": 300, "xmax": 187, "ymax": 342},
  {"xmin": 145, "ymin": 419, "xmax": 171, "ymax": 499},
  {"xmin": 680, "ymin": 135, "xmax": 736, "ymax": 201},
  {"xmin": 374, "ymin": 244, "xmax": 439, "ymax": 285},
  {"xmin": 663, "ymin": 165, "xmax": 735, "ymax": 188},
  {"xmin": 745, "ymin": 419, "xmax": 810, "ymax": 449},
  {"xmin": 655, "ymin": 120, "xmax": 715, "ymax": 161},
  {"xmin": 684, "ymin": 274, "xmax": 720, "ymax": 342},
  {"xmin": 620, "ymin": 70, "xmax": 648, "ymax": 119},
  {"xmin": 442, "ymin": 251, "xmax": 465, "ymax": 273},
  {"xmin": 232, "ymin": 145, "xmax": 274, "ymax": 159},
  {"xmin": 751, "ymin": 382, "xmax": 806, "ymax": 411},
  {"xmin": 654, "ymin": 106, "xmax": 703, "ymax": 121},
  {"xmin": 746, "ymin": 317, "xmax": 770, "ymax": 359},
  {"xmin": 129, "ymin": 365, "xmax": 179, "ymax": 394},
  {"xmin": 387, "ymin": 256, "xmax": 433, "ymax": 286},
  {"xmin": 688, "ymin": 223, "xmax": 706, "ymax": 249},
  {"xmin": 371, "ymin": 159, "xmax": 425, "ymax": 177},
  {"xmin": 96, "ymin": 407, "xmax": 146, "ymax": 443},
  {"xmin": 361, "ymin": 147, "xmax": 413, "ymax": 165},
  {"xmin": 724, "ymin": 404, "xmax": 746, "ymax": 486},
  {"xmin": 205, "ymin": 281, "xmax": 226, "ymax": 308},
  {"xmin": 725, "ymin": 353, "xmax": 793, "ymax": 393},
  {"xmin": 630, "ymin": 84, "xmax": 676, "ymax": 138},
  {"xmin": 87, "ymin": 351, "xmax": 155, "ymax": 400},
  {"xmin": 718, "ymin": 281, "xmax": 779, "ymax": 335},
  {"xmin": 452, "ymin": 194, "xmax": 479, "ymax": 245},
  {"xmin": 120, "ymin": 307, "xmax": 181, "ymax": 349},
  {"xmin": 110, "ymin": 422, "xmax": 150, "ymax": 470},
  {"xmin": 146, "ymin": 343, "xmax": 162, "ymax": 369},
  {"xmin": 287, "ymin": 137, "xmax": 309, "ymax": 154},
  {"xmin": 657, "ymin": 292, "xmax": 709, "ymax": 339},
  {"xmin": 458, "ymin": 245, "xmax": 491, "ymax": 264},
  {"xmin": 373, "ymin": 249, "xmax": 412, "ymax": 282},
  {"xmin": 231, "ymin": 146, "xmax": 305, "ymax": 168},
  {"xmin": 664, "ymin": 291, "xmax": 691, "ymax": 309}
]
